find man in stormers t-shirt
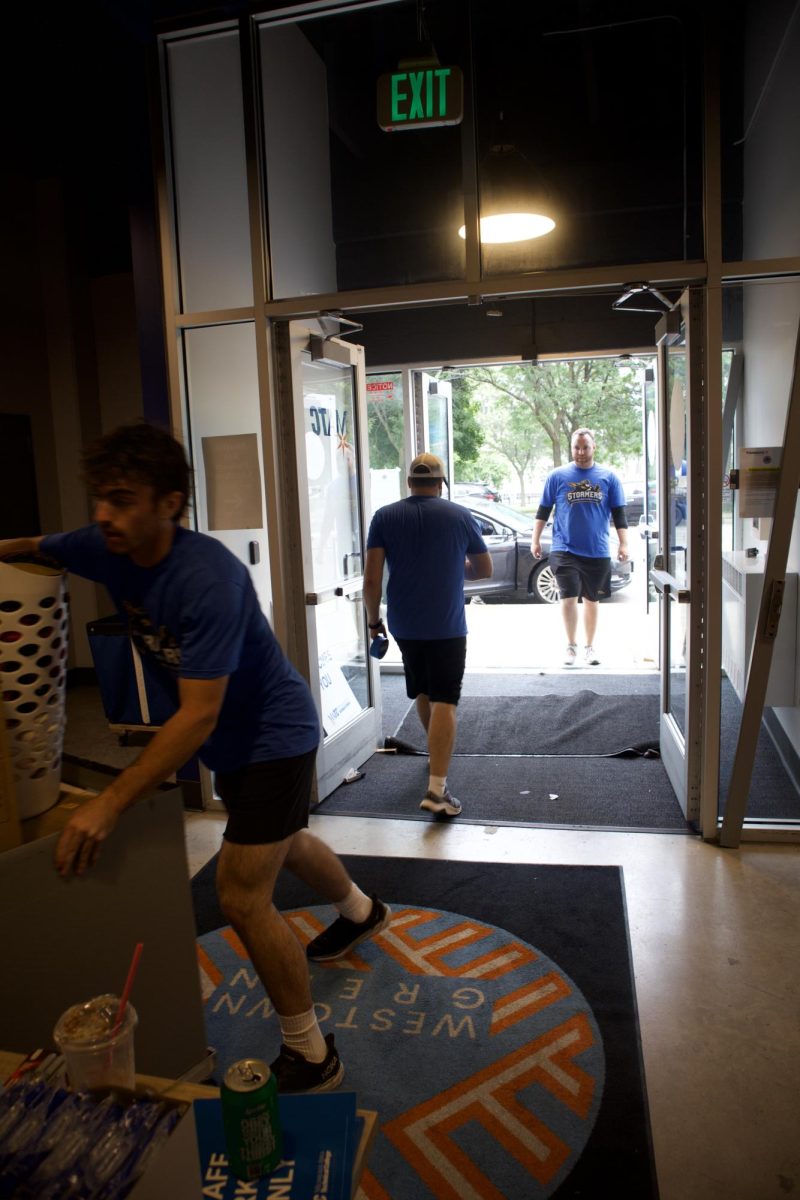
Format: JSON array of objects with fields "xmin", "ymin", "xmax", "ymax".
[{"xmin": 531, "ymin": 427, "xmax": 629, "ymax": 667}]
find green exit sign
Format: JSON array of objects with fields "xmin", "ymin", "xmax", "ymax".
[{"xmin": 377, "ymin": 65, "xmax": 463, "ymax": 131}]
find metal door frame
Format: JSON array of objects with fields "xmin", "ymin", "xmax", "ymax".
[{"xmin": 653, "ymin": 288, "xmax": 706, "ymax": 823}]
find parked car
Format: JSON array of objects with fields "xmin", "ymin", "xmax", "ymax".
[
  {"xmin": 455, "ymin": 498, "xmax": 633, "ymax": 603},
  {"xmin": 451, "ymin": 481, "xmax": 501, "ymax": 503}
]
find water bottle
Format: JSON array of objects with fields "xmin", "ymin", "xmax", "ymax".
[{"xmin": 369, "ymin": 634, "xmax": 389, "ymax": 659}]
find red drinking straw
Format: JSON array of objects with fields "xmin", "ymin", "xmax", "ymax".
[{"xmin": 112, "ymin": 942, "xmax": 144, "ymax": 1036}]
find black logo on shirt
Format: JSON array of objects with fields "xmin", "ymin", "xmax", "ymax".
[
  {"xmin": 123, "ymin": 601, "xmax": 181, "ymax": 671},
  {"xmin": 566, "ymin": 480, "xmax": 603, "ymax": 504}
]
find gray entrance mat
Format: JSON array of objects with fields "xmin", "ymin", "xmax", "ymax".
[{"xmin": 395, "ymin": 692, "xmax": 661, "ymax": 757}]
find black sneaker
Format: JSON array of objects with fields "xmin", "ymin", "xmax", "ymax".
[
  {"xmin": 270, "ymin": 1033, "xmax": 344, "ymax": 1093},
  {"xmin": 419, "ymin": 787, "xmax": 462, "ymax": 817},
  {"xmin": 306, "ymin": 895, "xmax": 392, "ymax": 962}
]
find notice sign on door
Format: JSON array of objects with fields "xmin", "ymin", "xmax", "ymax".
[
  {"xmin": 738, "ymin": 446, "xmax": 782, "ymax": 517},
  {"xmin": 319, "ymin": 648, "xmax": 362, "ymax": 736}
]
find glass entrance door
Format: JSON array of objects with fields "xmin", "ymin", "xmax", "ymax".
[
  {"xmin": 280, "ymin": 322, "xmax": 381, "ymax": 801},
  {"xmin": 651, "ymin": 289, "xmax": 704, "ymax": 821}
]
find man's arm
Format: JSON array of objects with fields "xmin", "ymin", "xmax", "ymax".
[
  {"xmin": 0, "ymin": 537, "xmax": 45, "ymax": 559},
  {"xmin": 465, "ymin": 551, "xmax": 493, "ymax": 580},
  {"xmin": 610, "ymin": 505, "xmax": 630, "ymax": 562},
  {"xmin": 54, "ymin": 675, "xmax": 228, "ymax": 877},
  {"xmin": 362, "ymin": 546, "xmax": 386, "ymax": 636},
  {"xmin": 531, "ymin": 517, "xmax": 548, "ymax": 559}
]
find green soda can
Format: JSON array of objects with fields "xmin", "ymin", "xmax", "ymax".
[{"xmin": 221, "ymin": 1058, "xmax": 282, "ymax": 1180}]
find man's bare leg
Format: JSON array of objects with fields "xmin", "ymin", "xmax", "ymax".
[
  {"xmin": 427, "ymin": 701, "xmax": 457, "ymax": 777},
  {"xmin": 216, "ymin": 836, "xmax": 312, "ymax": 1017},
  {"xmin": 583, "ymin": 599, "xmax": 599, "ymax": 648},
  {"xmin": 287, "ymin": 829, "xmax": 392, "ymax": 964},
  {"xmin": 561, "ymin": 596, "xmax": 579, "ymax": 645}
]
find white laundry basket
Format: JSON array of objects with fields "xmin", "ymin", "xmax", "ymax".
[{"xmin": 0, "ymin": 560, "xmax": 69, "ymax": 818}]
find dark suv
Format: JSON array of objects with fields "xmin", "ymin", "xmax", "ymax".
[{"xmin": 455, "ymin": 498, "xmax": 633, "ymax": 604}]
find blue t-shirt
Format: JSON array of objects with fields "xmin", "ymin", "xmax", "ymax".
[
  {"xmin": 41, "ymin": 526, "xmax": 320, "ymax": 772},
  {"xmin": 366, "ymin": 497, "xmax": 488, "ymax": 639},
  {"xmin": 541, "ymin": 464, "xmax": 625, "ymax": 558}
]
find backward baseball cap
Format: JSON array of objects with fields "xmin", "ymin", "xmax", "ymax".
[{"xmin": 408, "ymin": 452, "xmax": 448, "ymax": 483}]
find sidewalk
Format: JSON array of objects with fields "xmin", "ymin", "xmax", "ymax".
[{"xmin": 382, "ymin": 544, "xmax": 659, "ymax": 674}]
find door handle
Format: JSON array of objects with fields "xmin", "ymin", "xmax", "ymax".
[
  {"xmin": 306, "ymin": 577, "xmax": 365, "ymax": 604},
  {"xmin": 650, "ymin": 569, "xmax": 690, "ymax": 603}
]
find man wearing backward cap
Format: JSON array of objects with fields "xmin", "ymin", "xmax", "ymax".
[{"xmin": 363, "ymin": 453, "xmax": 492, "ymax": 817}]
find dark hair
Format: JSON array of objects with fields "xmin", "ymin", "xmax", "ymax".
[{"xmin": 82, "ymin": 422, "xmax": 192, "ymax": 520}]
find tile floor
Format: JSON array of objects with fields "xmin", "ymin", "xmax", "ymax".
[{"xmin": 184, "ymin": 809, "xmax": 799, "ymax": 1200}]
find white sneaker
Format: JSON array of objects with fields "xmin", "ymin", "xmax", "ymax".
[
  {"xmin": 563, "ymin": 644, "xmax": 578, "ymax": 667},
  {"xmin": 584, "ymin": 645, "xmax": 600, "ymax": 665}
]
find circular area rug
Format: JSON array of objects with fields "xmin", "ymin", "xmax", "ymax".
[{"xmin": 197, "ymin": 903, "xmax": 605, "ymax": 1198}]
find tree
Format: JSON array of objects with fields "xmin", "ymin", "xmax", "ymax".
[
  {"xmin": 440, "ymin": 368, "xmax": 484, "ymax": 477},
  {"xmin": 466, "ymin": 358, "xmax": 644, "ymax": 471},
  {"xmin": 367, "ymin": 371, "xmax": 485, "ymax": 476},
  {"xmin": 366, "ymin": 376, "xmax": 405, "ymax": 469}
]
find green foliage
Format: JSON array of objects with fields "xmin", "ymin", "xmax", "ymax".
[
  {"xmin": 366, "ymin": 375, "xmax": 405, "ymax": 470},
  {"xmin": 440, "ymin": 369, "xmax": 484, "ymax": 476},
  {"xmin": 466, "ymin": 358, "xmax": 646, "ymax": 478}
]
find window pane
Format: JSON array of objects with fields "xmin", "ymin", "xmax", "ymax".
[
  {"xmin": 166, "ymin": 32, "xmax": 253, "ymax": 312},
  {"xmin": 258, "ymin": 0, "xmax": 467, "ymax": 297},
  {"xmin": 717, "ymin": 278, "xmax": 800, "ymax": 827},
  {"xmin": 472, "ymin": 2, "xmax": 703, "ymax": 276},
  {"xmin": 722, "ymin": 6, "xmax": 800, "ymax": 262}
]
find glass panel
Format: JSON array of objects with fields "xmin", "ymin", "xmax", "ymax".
[
  {"xmin": 721, "ymin": 8, "xmax": 800, "ymax": 263},
  {"xmin": 165, "ymin": 32, "xmax": 253, "ymax": 313},
  {"xmin": 302, "ymin": 354, "xmax": 368, "ymax": 727},
  {"xmin": 426, "ymin": 384, "xmax": 451, "ymax": 471},
  {"xmin": 666, "ymin": 333, "xmax": 688, "ymax": 735},
  {"xmin": 473, "ymin": 1, "xmax": 702, "ymax": 277},
  {"xmin": 717, "ymin": 277, "xmax": 800, "ymax": 826},
  {"xmin": 257, "ymin": 0, "xmax": 467, "ymax": 296},
  {"xmin": 366, "ymin": 373, "xmax": 407, "ymax": 521}
]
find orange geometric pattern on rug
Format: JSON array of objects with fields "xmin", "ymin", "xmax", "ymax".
[
  {"xmin": 196, "ymin": 943, "xmax": 223, "ymax": 1001},
  {"xmin": 357, "ymin": 1167, "xmax": 393, "ymax": 1200},
  {"xmin": 286, "ymin": 909, "xmax": 374, "ymax": 971},
  {"xmin": 383, "ymin": 1014, "xmax": 596, "ymax": 1198},
  {"xmin": 490, "ymin": 971, "xmax": 572, "ymax": 1035},
  {"xmin": 379, "ymin": 908, "xmax": 537, "ymax": 978}
]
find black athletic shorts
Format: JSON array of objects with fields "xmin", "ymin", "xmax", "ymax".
[
  {"xmin": 395, "ymin": 636, "xmax": 467, "ymax": 705},
  {"xmin": 215, "ymin": 747, "xmax": 317, "ymax": 845},
  {"xmin": 548, "ymin": 551, "xmax": 612, "ymax": 602}
]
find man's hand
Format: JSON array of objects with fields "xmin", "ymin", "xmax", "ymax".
[
  {"xmin": 0, "ymin": 537, "xmax": 44, "ymax": 560},
  {"xmin": 531, "ymin": 539, "xmax": 543, "ymax": 559},
  {"xmin": 616, "ymin": 538, "xmax": 630, "ymax": 563},
  {"xmin": 54, "ymin": 793, "xmax": 122, "ymax": 877}
]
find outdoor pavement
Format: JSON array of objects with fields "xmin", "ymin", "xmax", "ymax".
[{"xmin": 382, "ymin": 536, "xmax": 659, "ymax": 674}]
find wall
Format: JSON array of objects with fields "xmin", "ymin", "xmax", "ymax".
[{"xmin": 1, "ymin": 173, "xmax": 147, "ymax": 670}]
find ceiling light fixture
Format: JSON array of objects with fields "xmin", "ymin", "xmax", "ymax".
[{"xmin": 459, "ymin": 138, "xmax": 556, "ymax": 244}]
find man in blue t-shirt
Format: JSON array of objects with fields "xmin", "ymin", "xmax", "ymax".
[
  {"xmin": 531, "ymin": 428, "xmax": 629, "ymax": 667},
  {"xmin": 0, "ymin": 422, "xmax": 390, "ymax": 1094},
  {"xmin": 363, "ymin": 453, "xmax": 492, "ymax": 817}
]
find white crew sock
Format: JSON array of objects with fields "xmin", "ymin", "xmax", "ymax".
[
  {"xmin": 428, "ymin": 774, "xmax": 447, "ymax": 796},
  {"xmin": 334, "ymin": 882, "xmax": 373, "ymax": 925},
  {"xmin": 278, "ymin": 1008, "xmax": 327, "ymax": 1063}
]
